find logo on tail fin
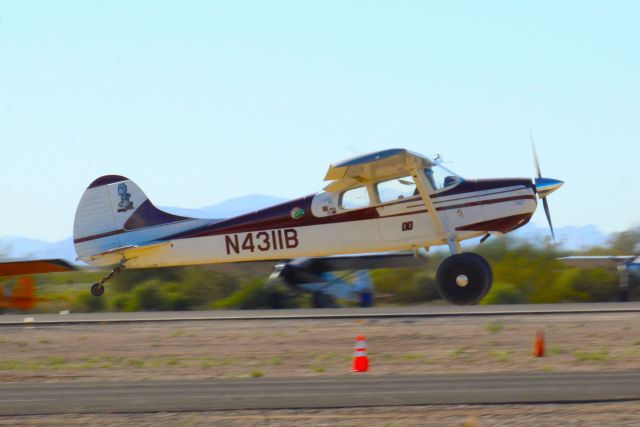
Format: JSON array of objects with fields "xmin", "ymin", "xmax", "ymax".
[{"xmin": 117, "ymin": 183, "xmax": 134, "ymax": 213}]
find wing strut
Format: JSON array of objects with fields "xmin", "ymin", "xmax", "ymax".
[{"xmin": 408, "ymin": 157, "xmax": 461, "ymax": 254}]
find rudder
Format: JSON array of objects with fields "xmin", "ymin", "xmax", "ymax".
[{"xmin": 73, "ymin": 175, "xmax": 191, "ymax": 261}]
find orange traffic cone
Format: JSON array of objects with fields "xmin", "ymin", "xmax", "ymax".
[
  {"xmin": 352, "ymin": 335, "xmax": 369, "ymax": 372},
  {"xmin": 533, "ymin": 330, "xmax": 545, "ymax": 357}
]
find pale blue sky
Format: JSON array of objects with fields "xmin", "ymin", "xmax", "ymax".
[{"xmin": 1, "ymin": 1, "xmax": 638, "ymax": 241}]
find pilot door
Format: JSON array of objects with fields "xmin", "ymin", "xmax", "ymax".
[{"xmin": 375, "ymin": 175, "xmax": 434, "ymax": 243}]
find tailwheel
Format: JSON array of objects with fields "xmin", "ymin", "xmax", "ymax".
[
  {"xmin": 90, "ymin": 283, "xmax": 105, "ymax": 297},
  {"xmin": 89, "ymin": 265, "xmax": 124, "ymax": 297}
]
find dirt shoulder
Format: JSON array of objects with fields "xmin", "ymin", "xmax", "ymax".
[
  {"xmin": 1, "ymin": 403, "xmax": 639, "ymax": 427},
  {"xmin": 1, "ymin": 312, "xmax": 639, "ymax": 382}
]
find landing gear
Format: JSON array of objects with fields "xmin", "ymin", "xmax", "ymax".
[
  {"xmin": 436, "ymin": 252, "xmax": 493, "ymax": 305},
  {"xmin": 90, "ymin": 283, "xmax": 105, "ymax": 297},
  {"xmin": 89, "ymin": 265, "xmax": 125, "ymax": 297}
]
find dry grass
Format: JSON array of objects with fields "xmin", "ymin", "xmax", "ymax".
[{"xmin": 1, "ymin": 313, "xmax": 639, "ymax": 382}]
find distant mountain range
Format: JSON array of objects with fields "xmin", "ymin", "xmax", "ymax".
[
  {"xmin": 0, "ymin": 195, "xmax": 288, "ymax": 263},
  {"xmin": 0, "ymin": 194, "xmax": 610, "ymax": 263},
  {"xmin": 160, "ymin": 195, "xmax": 288, "ymax": 219}
]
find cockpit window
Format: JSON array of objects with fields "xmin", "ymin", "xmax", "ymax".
[
  {"xmin": 376, "ymin": 176, "xmax": 416, "ymax": 203},
  {"xmin": 340, "ymin": 186, "xmax": 370, "ymax": 209},
  {"xmin": 424, "ymin": 164, "xmax": 462, "ymax": 191}
]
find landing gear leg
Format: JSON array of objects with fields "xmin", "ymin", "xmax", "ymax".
[{"xmin": 90, "ymin": 265, "xmax": 125, "ymax": 297}]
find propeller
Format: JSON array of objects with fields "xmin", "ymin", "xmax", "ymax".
[{"xmin": 531, "ymin": 135, "xmax": 564, "ymax": 245}]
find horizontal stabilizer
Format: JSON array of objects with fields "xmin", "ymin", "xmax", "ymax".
[
  {"xmin": 95, "ymin": 241, "xmax": 169, "ymax": 256},
  {"xmin": 74, "ymin": 175, "xmax": 211, "ymax": 262}
]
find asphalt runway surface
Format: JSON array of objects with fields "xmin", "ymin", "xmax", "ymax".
[
  {"xmin": 0, "ymin": 372, "xmax": 638, "ymax": 415},
  {"xmin": 2, "ymin": 302, "xmax": 640, "ymax": 326}
]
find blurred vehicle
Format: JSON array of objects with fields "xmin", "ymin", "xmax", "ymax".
[
  {"xmin": 0, "ymin": 259, "xmax": 75, "ymax": 311},
  {"xmin": 559, "ymin": 256, "xmax": 640, "ymax": 301}
]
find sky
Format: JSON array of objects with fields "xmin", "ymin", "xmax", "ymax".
[{"xmin": 1, "ymin": 1, "xmax": 638, "ymax": 241}]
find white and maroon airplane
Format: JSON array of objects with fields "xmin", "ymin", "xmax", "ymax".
[{"xmin": 73, "ymin": 148, "xmax": 563, "ymax": 306}]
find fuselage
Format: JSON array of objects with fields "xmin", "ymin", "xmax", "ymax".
[{"xmin": 78, "ymin": 177, "xmax": 537, "ymax": 268}]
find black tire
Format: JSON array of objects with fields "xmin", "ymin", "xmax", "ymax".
[
  {"xmin": 617, "ymin": 287, "xmax": 630, "ymax": 302},
  {"xmin": 436, "ymin": 253, "xmax": 493, "ymax": 305},
  {"xmin": 90, "ymin": 283, "xmax": 105, "ymax": 297},
  {"xmin": 476, "ymin": 254, "xmax": 494, "ymax": 299}
]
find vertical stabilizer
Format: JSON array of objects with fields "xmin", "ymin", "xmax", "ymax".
[{"xmin": 73, "ymin": 175, "xmax": 201, "ymax": 262}]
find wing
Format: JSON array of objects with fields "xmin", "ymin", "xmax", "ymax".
[
  {"xmin": 0, "ymin": 259, "xmax": 76, "ymax": 277},
  {"xmin": 323, "ymin": 148, "xmax": 433, "ymax": 193},
  {"xmin": 558, "ymin": 256, "xmax": 637, "ymax": 269}
]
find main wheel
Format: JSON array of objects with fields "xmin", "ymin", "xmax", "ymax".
[
  {"xmin": 90, "ymin": 283, "xmax": 105, "ymax": 297},
  {"xmin": 476, "ymin": 255, "xmax": 494, "ymax": 300},
  {"xmin": 436, "ymin": 253, "xmax": 493, "ymax": 305}
]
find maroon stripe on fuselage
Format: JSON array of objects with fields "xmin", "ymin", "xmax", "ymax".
[
  {"xmin": 432, "ymin": 178, "xmax": 534, "ymax": 199},
  {"xmin": 456, "ymin": 213, "xmax": 533, "ymax": 233},
  {"xmin": 167, "ymin": 192, "xmax": 536, "ymax": 240},
  {"xmin": 368, "ymin": 179, "xmax": 533, "ymax": 209},
  {"xmin": 74, "ymin": 229, "xmax": 125, "ymax": 244},
  {"xmin": 371, "ymin": 195, "xmax": 535, "ymax": 221},
  {"xmin": 167, "ymin": 195, "xmax": 380, "ymax": 239},
  {"xmin": 436, "ymin": 195, "xmax": 536, "ymax": 211}
]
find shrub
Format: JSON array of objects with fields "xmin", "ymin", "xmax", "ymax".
[
  {"xmin": 213, "ymin": 279, "xmax": 275, "ymax": 309},
  {"xmin": 481, "ymin": 281, "xmax": 526, "ymax": 305},
  {"xmin": 72, "ymin": 292, "xmax": 105, "ymax": 313}
]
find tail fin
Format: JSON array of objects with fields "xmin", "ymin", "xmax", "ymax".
[{"xmin": 73, "ymin": 175, "xmax": 194, "ymax": 261}]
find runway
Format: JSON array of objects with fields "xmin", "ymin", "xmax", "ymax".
[
  {"xmin": 2, "ymin": 302, "xmax": 640, "ymax": 326},
  {"xmin": 0, "ymin": 372, "xmax": 638, "ymax": 415}
]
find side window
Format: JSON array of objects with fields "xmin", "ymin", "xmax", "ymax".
[
  {"xmin": 340, "ymin": 186, "xmax": 370, "ymax": 210},
  {"xmin": 376, "ymin": 176, "xmax": 416, "ymax": 203}
]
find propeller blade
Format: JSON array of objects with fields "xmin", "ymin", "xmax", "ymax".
[
  {"xmin": 542, "ymin": 197, "xmax": 555, "ymax": 244},
  {"xmin": 531, "ymin": 133, "xmax": 542, "ymax": 178}
]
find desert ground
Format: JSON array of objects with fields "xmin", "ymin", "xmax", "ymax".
[
  {"xmin": 1, "ymin": 313, "xmax": 639, "ymax": 382},
  {"xmin": 1, "ymin": 311, "xmax": 639, "ymax": 425},
  {"xmin": 1, "ymin": 403, "xmax": 639, "ymax": 427}
]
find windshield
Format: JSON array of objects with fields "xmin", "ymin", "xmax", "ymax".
[{"xmin": 424, "ymin": 164, "xmax": 462, "ymax": 191}]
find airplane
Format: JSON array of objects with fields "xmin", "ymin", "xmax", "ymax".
[
  {"xmin": 558, "ymin": 256, "xmax": 640, "ymax": 301},
  {"xmin": 73, "ymin": 148, "xmax": 563, "ymax": 306},
  {"xmin": 0, "ymin": 259, "xmax": 76, "ymax": 311}
]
